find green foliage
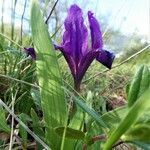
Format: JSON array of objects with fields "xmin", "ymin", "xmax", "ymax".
[
  {"xmin": 0, "ymin": 106, "xmax": 10, "ymax": 133},
  {"xmin": 30, "ymin": 109, "xmax": 45, "ymax": 139},
  {"xmin": 129, "ymin": 141, "xmax": 150, "ymax": 150},
  {"xmin": 125, "ymin": 124, "xmax": 150, "ymax": 142},
  {"xmin": 55, "ymin": 127, "xmax": 85, "ymax": 140},
  {"xmin": 31, "ymin": 88, "xmax": 41, "ymax": 109},
  {"xmin": 31, "ymin": 0, "xmax": 67, "ymax": 149},
  {"xmin": 19, "ymin": 113, "xmax": 30, "ymax": 148},
  {"xmin": 101, "ymin": 106, "xmax": 127, "ymax": 129},
  {"xmin": 65, "ymin": 88, "xmax": 108, "ymax": 128},
  {"xmin": 127, "ymin": 65, "xmax": 150, "ymax": 107},
  {"xmin": 31, "ymin": 109, "xmax": 45, "ymax": 149},
  {"xmin": 104, "ymin": 66, "xmax": 150, "ymax": 149},
  {"xmin": 104, "ymin": 87, "xmax": 150, "ymax": 149}
]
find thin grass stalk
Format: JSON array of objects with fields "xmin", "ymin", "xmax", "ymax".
[
  {"xmin": 0, "ymin": 0, "xmax": 5, "ymax": 75},
  {"xmin": 9, "ymin": 89, "xmax": 18, "ymax": 150},
  {"xmin": 149, "ymin": 0, "xmax": 150, "ymax": 42},
  {"xmin": 11, "ymin": 0, "xmax": 17, "ymax": 41},
  {"xmin": 53, "ymin": 9, "xmax": 59, "ymax": 40},
  {"xmin": 51, "ymin": 24, "xmax": 62, "ymax": 38},
  {"xmin": 20, "ymin": 0, "xmax": 27, "ymax": 45},
  {"xmin": 0, "ymin": 74, "xmax": 38, "ymax": 88},
  {"xmin": 45, "ymin": 0, "xmax": 59, "ymax": 24},
  {"xmin": 4, "ymin": 57, "xmax": 7, "ymax": 75},
  {"xmin": 83, "ymin": 44, "xmax": 150, "ymax": 83},
  {"xmin": 11, "ymin": 0, "xmax": 14, "ymax": 40},
  {"xmin": 9, "ymin": 101, "xmax": 14, "ymax": 150},
  {"xmin": 1, "ymin": 0, "xmax": 5, "ymax": 33},
  {"xmin": 60, "ymin": 100, "xmax": 71, "ymax": 150},
  {"xmin": 0, "ymin": 32, "xmax": 23, "ymax": 49}
]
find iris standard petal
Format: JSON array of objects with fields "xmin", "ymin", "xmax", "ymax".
[
  {"xmin": 88, "ymin": 11, "xmax": 103, "ymax": 50},
  {"xmin": 24, "ymin": 47, "xmax": 36, "ymax": 60},
  {"xmin": 62, "ymin": 4, "xmax": 88, "ymax": 65},
  {"xmin": 96, "ymin": 50, "xmax": 115, "ymax": 69}
]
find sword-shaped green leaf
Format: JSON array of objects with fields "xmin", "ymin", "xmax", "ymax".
[
  {"xmin": 127, "ymin": 65, "xmax": 144, "ymax": 107},
  {"xmin": 127, "ymin": 65, "xmax": 150, "ymax": 107},
  {"xmin": 31, "ymin": 0, "xmax": 67, "ymax": 149}
]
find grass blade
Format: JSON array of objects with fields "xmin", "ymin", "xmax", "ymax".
[{"xmin": 0, "ymin": 106, "xmax": 10, "ymax": 133}]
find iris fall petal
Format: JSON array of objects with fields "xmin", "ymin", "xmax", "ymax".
[{"xmin": 96, "ymin": 50, "xmax": 115, "ymax": 69}]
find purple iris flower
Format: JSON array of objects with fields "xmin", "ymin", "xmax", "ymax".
[
  {"xmin": 24, "ymin": 47, "xmax": 36, "ymax": 60},
  {"xmin": 55, "ymin": 4, "xmax": 115, "ymax": 91},
  {"xmin": 24, "ymin": 4, "xmax": 115, "ymax": 91}
]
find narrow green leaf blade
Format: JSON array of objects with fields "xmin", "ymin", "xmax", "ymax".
[
  {"xmin": 31, "ymin": 109, "xmax": 45, "ymax": 150},
  {"xmin": 127, "ymin": 66, "xmax": 144, "ymax": 107},
  {"xmin": 31, "ymin": 0, "xmax": 67, "ymax": 149},
  {"xmin": 31, "ymin": 109, "xmax": 45, "ymax": 139},
  {"xmin": 127, "ymin": 65, "xmax": 150, "ymax": 107},
  {"xmin": 64, "ymin": 88, "xmax": 107, "ymax": 128},
  {"xmin": 0, "ymin": 106, "xmax": 10, "ymax": 133},
  {"xmin": 19, "ymin": 113, "xmax": 29, "ymax": 147},
  {"xmin": 101, "ymin": 106, "xmax": 127, "ymax": 128},
  {"xmin": 73, "ymin": 97, "xmax": 107, "ymax": 128},
  {"xmin": 138, "ymin": 66, "xmax": 150, "ymax": 97}
]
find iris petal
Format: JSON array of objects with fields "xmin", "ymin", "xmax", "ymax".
[
  {"xmin": 78, "ymin": 49, "xmax": 115, "ymax": 83},
  {"xmin": 54, "ymin": 44, "xmax": 76, "ymax": 77},
  {"xmin": 55, "ymin": 4, "xmax": 115, "ymax": 90},
  {"xmin": 24, "ymin": 47, "xmax": 36, "ymax": 60},
  {"xmin": 61, "ymin": 51, "xmax": 76, "ymax": 78},
  {"xmin": 78, "ymin": 50, "xmax": 99, "ymax": 83},
  {"xmin": 88, "ymin": 11, "xmax": 103, "ymax": 50},
  {"xmin": 62, "ymin": 4, "xmax": 88, "ymax": 65},
  {"xmin": 96, "ymin": 50, "xmax": 115, "ymax": 69}
]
